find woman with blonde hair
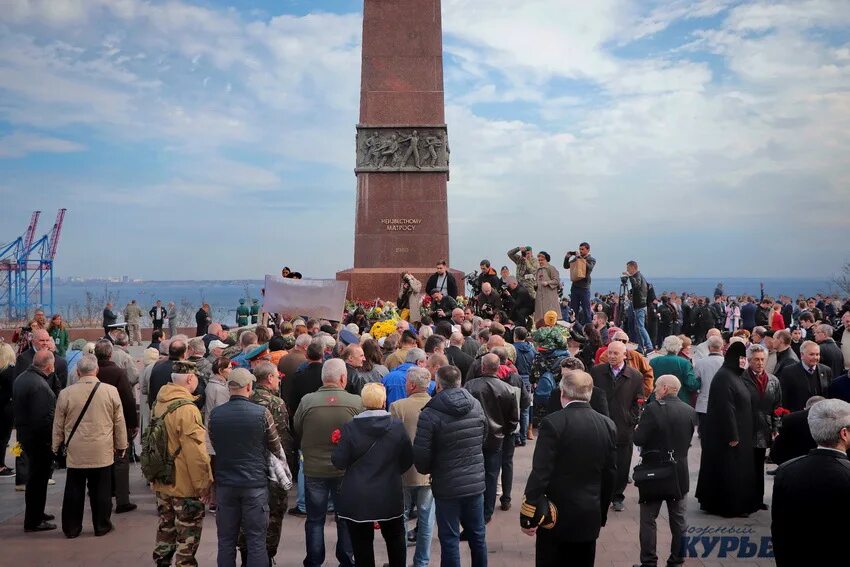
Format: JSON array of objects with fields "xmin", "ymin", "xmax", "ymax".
[
  {"xmin": 0, "ymin": 343, "xmax": 16, "ymax": 476},
  {"xmin": 332, "ymin": 382, "xmax": 413, "ymax": 567}
]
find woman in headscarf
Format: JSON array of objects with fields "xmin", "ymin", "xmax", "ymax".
[
  {"xmin": 533, "ymin": 251, "xmax": 561, "ymax": 326},
  {"xmin": 695, "ymin": 340, "xmax": 760, "ymax": 517}
]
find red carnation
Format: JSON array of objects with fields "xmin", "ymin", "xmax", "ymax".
[
  {"xmin": 331, "ymin": 429, "xmax": 342, "ymax": 444},
  {"xmin": 774, "ymin": 407, "xmax": 791, "ymax": 417}
]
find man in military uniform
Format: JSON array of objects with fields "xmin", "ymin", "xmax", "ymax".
[
  {"xmin": 151, "ymin": 360, "xmax": 213, "ymax": 567},
  {"xmin": 123, "ymin": 299, "xmax": 144, "ymax": 345},
  {"xmin": 236, "ymin": 299, "xmax": 250, "ymax": 327},
  {"xmin": 237, "ymin": 361, "xmax": 295, "ymax": 564},
  {"xmin": 250, "ymin": 299, "xmax": 261, "ymax": 325},
  {"xmin": 508, "ymin": 246, "xmax": 538, "ymax": 298}
]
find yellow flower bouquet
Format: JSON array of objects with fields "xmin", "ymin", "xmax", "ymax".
[
  {"xmin": 370, "ymin": 319, "xmax": 400, "ymax": 340},
  {"xmin": 11, "ymin": 442, "xmax": 22, "ymax": 457}
]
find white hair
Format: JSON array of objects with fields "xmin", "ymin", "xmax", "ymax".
[
  {"xmin": 321, "ymin": 358, "xmax": 346, "ymax": 384},
  {"xmin": 295, "ymin": 334, "xmax": 312, "ymax": 349},
  {"xmin": 808, "ymin": 399, "xmax": 850, "ymax": 447},
  {"xmin": 661, "ymin": 335, "xmax": 683, "ymax": 355},
  {"xmin": 707, "ymin": 335, "xmax": 724, "ymax": 351},
  {"xmin": 405, "ymin": 348, "xmax": 427, "ymax": 364},
  {"xmin": 76, "ymin": 354, "xmax": 99, "ymax": 376},
  {"xmin": 746, "ymin": 343, "xmax": 769, "ymax": 360},
  {"xmin": 405, "ymin": 367, "xmax": 432, "ymax": 391}
]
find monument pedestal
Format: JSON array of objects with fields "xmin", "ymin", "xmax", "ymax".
[
  {"xmin": 337, "ymin": 267, "xmax": 465, "ymax": 302},
  {"xmin": 337, "ymin": 0, "xmax": 453, "ymax": 301}
]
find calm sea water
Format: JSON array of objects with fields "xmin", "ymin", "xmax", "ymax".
[{"xmin": 39, "ymin": 276, "xmax": 837, "ymax": 326}]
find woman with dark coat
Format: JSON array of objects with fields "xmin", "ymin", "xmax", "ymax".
[
  {"xmin": 742, "ymin": 343, "xmax": 782, "ymax": 510},
  {"xmin": 332, "ymin": 383, "xmax": 413, "ymax": 567},
  {"xmin": 696, "ymin": 340, "xmax": 760, "ymax": 517}
]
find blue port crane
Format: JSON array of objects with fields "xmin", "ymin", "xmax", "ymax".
[{"xmin": 0, "ymin": 209, "xmax": 67, "ymax": 321}]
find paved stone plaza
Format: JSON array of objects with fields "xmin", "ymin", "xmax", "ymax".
[{"xmin": 1, "ymin": 434, "xmax": 777, "ymax": 566}]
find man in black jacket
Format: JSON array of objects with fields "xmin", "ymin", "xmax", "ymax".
[
  {"xmin": 590, "ymin": 340, "xmax": 645, "ymax": 511},
  {"xmin": 772, "ymin": 399, "xmax": 850, "ymax": 566},
  {"xmin": 413, "ymin": 365, "xmax": 487, "ymax": 567},
  {"xmin": 425, "ymin": 260, "xmax": 458, "ymax": 300},
  {"xmin": 13, "ymin": 350, "xmax": 57, "ymax": 532},
  {"xmin": 15, "ymin": 329, "xmax": 67, "ymax": 396},
  {"xmin": 429, "ymin": 290, "xmax": 457, "ymax": 324},
  {"xmin": 506, "ymin": 277, "xmax": 534, "ymax": 328},
  {"xmin": 521, "ymin": 370, "xmax": 616, "ymax": 567},
  {"xmin": 778, "ymin": 341, "xmax": 833, "ymax": 412},
  {"xmin": 102, "ymin": 302, "xmax": 117, "ymax": 337},
  {"xmin": 94, "ymin": 340, "xmax": 138, "ymax": 514},
  {"xmin": 633, "ymin": 375, "xmax": 698, "ymax": 567},
  {"xmin": 464, "ymin": 354, "xmax": 519, "ymax": 523},
  {"xmin": 770, "ymin": 396, "xmax": 823, "ymax": 464},
  {"xmin": 772, "ymin": 330, "xmax": 800, "ymax": 376},
  {"xmin": 814, "ymin": 324, "xmax": 846, "ymax": 378},
  {"xmin": 446, "ymin": 333, "xmax": 473, "ymax": 379},
  {"xmin": 147, "ymin": 338, "xmax": 187, "ymax": 408},
  {"xmin": 625, "ymin": 261, "xmax": 652, "ymax": 354},
  {"xmin": 149, "ymin": 300, "xmax": 167, "ymax": 332}
]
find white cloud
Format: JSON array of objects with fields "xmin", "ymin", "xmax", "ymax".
[{"xmin": 0, "ymin": 131, "xmax": 85, "ymax": 158}]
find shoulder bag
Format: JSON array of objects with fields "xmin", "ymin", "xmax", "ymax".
[
  {"xmin": 632, "ymin": 401, "xmax": 683, "ymax": 503},
  {"xmin": 55, "ymin": 382, "xmax": 101, "ymax": 469}
]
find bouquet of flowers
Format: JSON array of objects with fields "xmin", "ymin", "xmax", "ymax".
[
  {"xmin": 455, "ymin": 296, "xmax": 468, "ymax": 309},
  {"xmin": 11, "ymin": 442, "xmax": 22, "ymax": 457},
  {"xmin": 370, "ymin": 319, "xmax": 399, "ymax": 340}
]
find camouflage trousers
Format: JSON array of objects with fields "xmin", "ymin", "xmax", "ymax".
[
  {"xmin": 237, "ymin": 483, "xmax": 288, "ymax": 558},
  {"xmin": 153, "ymin": 493, "xmax": 206, "ymax": 567}
]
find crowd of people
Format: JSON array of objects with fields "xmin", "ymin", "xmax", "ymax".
[{"xmin": 2, "ymin": 249, "xmax": 850, "ymax": 566}]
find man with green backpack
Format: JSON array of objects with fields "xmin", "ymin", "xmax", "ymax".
[{"xmin": 142, "ymin": 360, "xmax": 213, "ymax": 567}]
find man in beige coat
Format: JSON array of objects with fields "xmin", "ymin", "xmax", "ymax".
[
  {"xmin": 389, "ymin": 366, "xmax": 436, "ymax": 567},
  {"xmin": 52, "ymin": 353, "xmax": 127, "ymax": 538}
]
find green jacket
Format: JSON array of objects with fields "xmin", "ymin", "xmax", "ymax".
[
  {"xmin": 293, "ymin": 385, "xmax": 362, "ymax": 477},
  {"xmin": 49, "ymin": 327, "xmax": 69, "ymax": 357},
  {"xmin": 649, "ymin": 354, "xmax": 699, "ymax": 402}
]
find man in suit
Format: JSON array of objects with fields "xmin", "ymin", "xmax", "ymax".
[
  {"xmin": 590, "ymin": 340, "xmax": 645, "ymax": 511},
  {"xmin": 102, "ymin": 302, "xmax": 117, "ymax": 337},
  {"xmin": 814, "ymin": 324, "xmax": 846, "ymax": 379},
  {"xmin": 633, "ymin": 375, "xmax": 698, "ymax": 567},
  {"xmin": 770, "ymin": 396, "xmax": 823, "ymax": 465},
  {"xmin": 778, "ymin": 341, "xmax": 833, "ymax": 412},
  {"xmin": 15, "ymin": 329, "xmax": 67, "ymax": 396},
  {"xmin": 772, "ymin": 399, "xmax": 850, "ymax": 566},
  {"xmin": 446, "ymin": 332, "xmax": 473, "ymax": 378},
  {"xmin": 772, "ymin": 330, "xmax": 800, "ymax": 377},
  {"xmin": 149, "ymin": 300, "xmax": 167, "ymax": 332},
  {"xmin": 521, "ymin": 370, "xmax": 616, "ymax": 567}
]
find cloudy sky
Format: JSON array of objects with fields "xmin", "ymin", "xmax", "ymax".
[{"xmin": 1, "ymin": 0, "xmax": 848, "ymax": 281}]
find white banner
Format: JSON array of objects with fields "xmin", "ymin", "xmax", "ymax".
[{"xmin": 262, "ymin": 275, "xmax": 348, "ymax": 322}]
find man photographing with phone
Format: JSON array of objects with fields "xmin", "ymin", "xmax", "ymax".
[{"xmin": 564, "ymin": 242, "xmax": 596, "ymax": 326}]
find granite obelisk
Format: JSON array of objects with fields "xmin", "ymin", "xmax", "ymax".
[{"xmin": 336, "ymin": 0, "xmax": 457, "ymax": 300}]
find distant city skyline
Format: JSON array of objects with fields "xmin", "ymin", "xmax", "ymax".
[{"xmin": 1, "ymin": 1, "xmax": 848, "ymax": 280}]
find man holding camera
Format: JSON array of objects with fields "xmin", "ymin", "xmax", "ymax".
[
  {"xmin": 624, "ymin": 261, "xmax": 653, "ymax": 355},
  {"xmin": 430, "ymin": 290, "xmax": 458, "ymax": 324},
  {"xmin": 564, "ymin": 243, "xmax": 596, "ymax": 326},
  {"xmin": 507, "ymin": 246, "xmax": 538, "ymax": 298},
  {"xmin": 426, "ymin": 260, "xmax": 458, "ymax": 299}
]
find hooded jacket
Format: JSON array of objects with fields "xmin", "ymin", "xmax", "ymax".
[
  {"xmin": 332, "ymin": 410, "xmax": 412, "ymax": 522},
  {"xmin": 152, "ymin": 383, "xmax": 213, "ymax": 498},
  {"xmin": 413, "ymin": 387, "xmax": 487, "ymax": 499}
]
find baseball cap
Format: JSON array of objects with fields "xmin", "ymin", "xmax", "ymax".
[
  {"xmin": 227, "ymin": 368, "xmax": 255, "ymax": 388},
  {"xmin": 208, "ymin": 340, "xmax": 229, "ymax": 350}
]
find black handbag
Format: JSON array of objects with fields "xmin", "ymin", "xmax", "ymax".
[
  {"xmin": 55, "ymin": 382, "xmax": 101, "ymax": 469},
  {"xmin": 632, "ymin": 402, "xmax": 683, "ymax": 503}
]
